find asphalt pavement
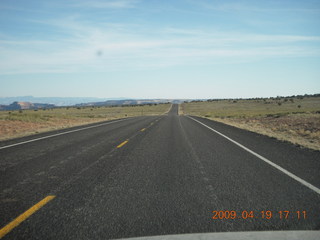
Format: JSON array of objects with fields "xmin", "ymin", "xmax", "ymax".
[{"xmin": 0, "ymin": 104, "xmax": 319, "ymax": 239}]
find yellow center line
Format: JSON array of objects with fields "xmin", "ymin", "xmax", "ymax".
[
  {"xmin": 117, "ymin": 140, "xmax": 129, "ymax": 148},
  {"xmin": 0, "ymin": 195, "xmax": 56, "ymax": 239},
  {"xmin": 140, "ymin": 128, "xmax": 146, "ymax": 132}
]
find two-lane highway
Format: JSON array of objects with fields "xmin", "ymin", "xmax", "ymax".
[{"xmin": 0, "ymin": 104, "xmax": 319, "ymax": 239}]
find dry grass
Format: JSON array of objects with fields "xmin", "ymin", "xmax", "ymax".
[
  {"xmin": 181, "ymin": 97, "xmax": 320, "ymax": 151},
  {"xmin": 0, "ymin": 104, "xmax": 171, "ymax": 141},
  {"xmin": 178, "ymin": 104, "xmax": 184, "ymax": 115}
]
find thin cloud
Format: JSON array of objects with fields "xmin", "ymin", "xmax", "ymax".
[
  {"xmin": 189, "ymin": 0, "xmax": 320, "ymax": 13},
  {"xmin": 1, "ymin": 16, "xmax": 320, "ymax": 75},
  {"xmin": 71, "ymin": 0, "xmax": 139, "ymax": 9}
]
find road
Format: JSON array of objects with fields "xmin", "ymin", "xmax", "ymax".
[{"xmin": 0, "ymin": 104, "xmax": 319, "ymax": 239}]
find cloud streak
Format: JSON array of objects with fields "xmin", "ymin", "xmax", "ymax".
[
  {"xmin": 189, "ymin": 0, "xmax": 320, "ymax": 13},
  {"xmin": 1, "ymin": 13, "xmax": 320, "ymax": 75},
  {"xmin": 70, "ymin": 0, "xmax": 139, "ymax": 9}
]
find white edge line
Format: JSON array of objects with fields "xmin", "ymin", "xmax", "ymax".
[
  {"xmin": 187, "ymin": 116, "xmax": 320, "ymax": 195},
  {"xmin": 0, "ymin": 118, "xmax": 129, "ymax": 150}
]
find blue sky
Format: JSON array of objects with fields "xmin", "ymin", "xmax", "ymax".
[{"xmin": 1, "ymin": 0, "xmax": 320, "ymax": 99}]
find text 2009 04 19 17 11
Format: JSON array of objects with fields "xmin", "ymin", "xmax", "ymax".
[{"xmin": 211, "ymin": 210, "xmax": 307, "ymax": 220}]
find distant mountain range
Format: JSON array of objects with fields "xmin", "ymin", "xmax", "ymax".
[
  {"xmin": 0, "ymin": 96, "xmax": 189, "ymax": 111},
  {"xmin": 76, "ymin": 99, "xmax": 184, "ymax": 107},
  {"xmin": 0, "ymin": 96, "xmax": 126, "ymax": 106},
  {"xmin": 0, "ymin": 101, "xmax": 55, "ymax": 111}
]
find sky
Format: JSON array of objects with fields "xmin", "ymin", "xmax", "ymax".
[{"xmin": 1, "ymin": 0, "xmax": 320, "ymax": 99}]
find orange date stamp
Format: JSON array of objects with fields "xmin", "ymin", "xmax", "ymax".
[{"xmin": 211, "ymin": 210, "xmax": 307, "ymax": 220}]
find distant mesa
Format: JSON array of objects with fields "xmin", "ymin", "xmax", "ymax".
[
  {"xmin": 0, "ymin": 101, "xmax": 55, "ymax": 111},
  {"xmin": 0, "ymin": 96, "xmax": 134, "ymax": 106},
  {"xmin": 15, "ymin": 101, "xmax": 33, "ymax": 109},
  {"xmin": 75, "ymin": 99, "xmax": 186, "ymax": 107},
  {"xmin": 0, "ymin": 98, "xmax": 188, "ymax": 111}
]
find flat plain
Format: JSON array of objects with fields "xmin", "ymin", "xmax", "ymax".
[
  {"xmin": 0, "ymin": 103, "xmax": 171, "ymax": 141},
  {"xmin": 181, "ymin": 96, "xmax": 320, "ymax": 150},
  {"xmin": 1, "ymin": 104, "xmax": 319, "ymax": 239}
]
